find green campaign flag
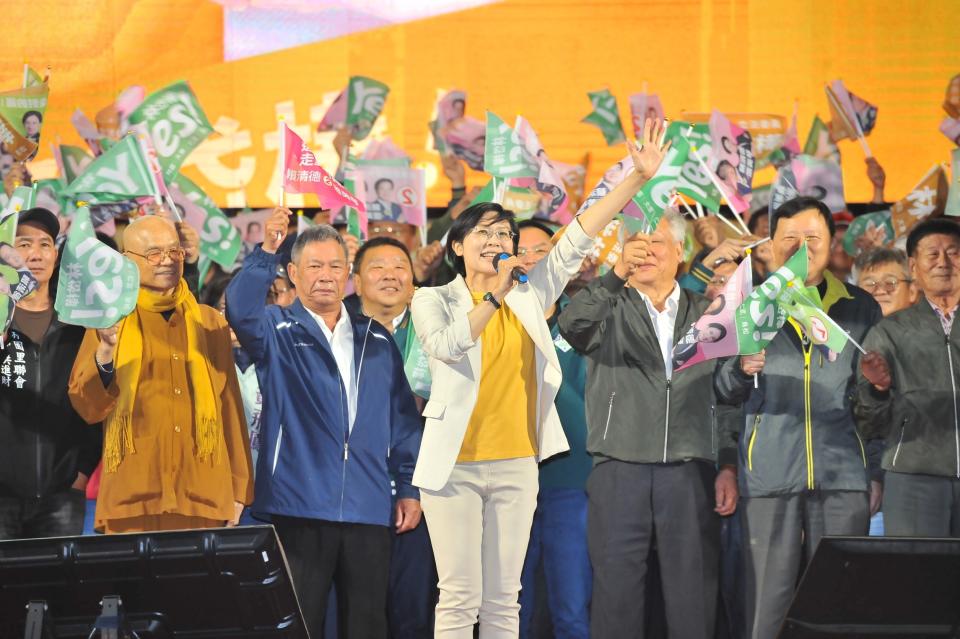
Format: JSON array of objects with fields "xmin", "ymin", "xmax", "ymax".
[
  {"xmin": 630, "ymin": 135, "xmax": 692, "ymax": 232},
  {"xmin": 581, "ymin": 89, "xmax": 626, "ymax": 145},
  {"xmin": 842, "ymin": 210, "xmax": 893, "ymax": 256},
  {"xmin": 483, "ymin": 112, "xmax": 538, "ymax": 179},
  {"xmin": 473, "ymin": 179, "xmax": 496, "ymax": 205},
  {"xmin": 734, "ymin": 243, "xmax": 808, "ymax": 354},
  {"xmin": 59, "ymin": 145, "xmax": 94, "ymax": 185},
  {"xmin": 128, "ymin": 81, "xmax": 213, "ymax": 182},
  {"xmin": 663, "ymin": 121, "xmax": 723, "ymax": 211},
  {"xmin": 803, "ymin": 115, "xmax": 841, "ymax": 164},
  {"xmin": 54, "ymin": 205, "xmax": 140, "ymax": 328},
  {"xmin": 62, "ymin": 135, "xmax": 156, "ymax": 203},
  {"xmin": 346, "ymin": 76, "xmax": 389, "ymax": 141},
  {"xmin": 780, "ymin": 283, "xmax": 850, "ymax": 354},
  {"xmin": 0, "ymin": 84, "xmax": 48, "ymax": 137},
  {"xmin": 170, "ymin": 173, "xmax": 242, "ymax": 268},
  {"xmin": 24, "ymin": 66, "xmax": 45, "ymax": 88},
  {"xmin": 402, "ymin": 320, "xmax": 431, "ymax": 399}
]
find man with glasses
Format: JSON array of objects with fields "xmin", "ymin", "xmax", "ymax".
[
  {"xmin": 859, "ymin": 219, "xmax": 960, "ymax": 537},
  {"xmin": 855, "ymin": 248, "xmax": 917, "ymax": 318},
  {"xmin": 69, "ymin": 215, "xmax": 253, "ymax": 533},
  {"xmin": 0, "ymin": 208, "xmax": 102, "ymax": 540}
]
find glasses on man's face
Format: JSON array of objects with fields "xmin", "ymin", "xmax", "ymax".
[
  {"xmin": 861, "ymin": 276, "xmax": 911, "ymax": 294},
  {"xmin": 517, "ymin": 246, "xmax": 549, "ymax": 258},
  {"xmin": 125, "ymin": 247, "xmax": 187, "ymax": 265},
  {"xmin": 471, "ymin": 228, "xmax": 515, "ymax": 244}
]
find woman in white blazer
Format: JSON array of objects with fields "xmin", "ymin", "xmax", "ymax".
[{"xmin": 411, "ymin": 119, "xmax": 668, "ymax": 638}]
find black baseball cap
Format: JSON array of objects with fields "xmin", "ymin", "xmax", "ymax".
[{"xmin": 17, "ymin": 207, "xmax": 59, "ymax": 241}]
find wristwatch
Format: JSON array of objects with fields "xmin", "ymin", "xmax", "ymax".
[{"xmin": 482, "ymin": 292, "xmax": 501, "ymax": 309}]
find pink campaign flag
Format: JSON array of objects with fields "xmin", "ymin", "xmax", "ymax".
[
  {"xmin": 672, "ymin": 255, "xmax": 753, "ymax": 373},
  {"xmin": 629, "ymin": 92, "xmax": 665, "ymax": 139},
  {"xmin": 709, "ymin": 109, "xmax": 755, "ymax": 214},
  {"xmin": 361, "ymin": 137, "xmax": 412, "ymax": 163},
  {"xmin": 282, "ymin": 123, "xmax": 365, "ymax": 212},
  {"xmin": 514, "ymin": 115, "xmax": 569, "ymax": 221}
]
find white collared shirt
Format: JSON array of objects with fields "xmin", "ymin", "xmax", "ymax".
[
  {"xmin": 306, "ymin": 303, "xmax": 357, "ymax": 432},
  {"xmin": 635, "ymin": 284, "xmax": 681, "ymax": 379},
  {"xmin": 391, "ymin": 308, "xmax": 409, "ymax": 332}
]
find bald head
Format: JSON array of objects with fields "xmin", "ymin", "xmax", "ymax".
[{"xmin": 123, "ymin": 215, "xmax": 184, "ymax": 294}]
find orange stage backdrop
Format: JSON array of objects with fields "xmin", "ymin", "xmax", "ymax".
[{"xmin": 5, "ymin": 0, "xmax": 960, "ymax": 209}]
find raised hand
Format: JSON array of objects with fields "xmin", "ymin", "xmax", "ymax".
[
  {"xmin": 740, "ymin": 350, "xmax": 766, "ymax": 376},
  {"xmin": 703, "ymin": 237, "xmax": 752, "ymax": 267},
  {"xmin": 614, "ymin": 232, "xmax": 650, "ymax": 280},
  {"xmin": 413, "ymin": 241, "xmax": 446, "ymax": 282},
  {"xmin": 96, "ymin": 322, "xmax": 121, "ymax": 366},
  {"xmin": 441, "ymin": 154, "xmax": 466, "ymax": 189},
  {"xmin": 263, "ymin": 207, "xmax": 292, "ymax": 254},
  {"xmin": 176, "ymin": 221, "xmax": 200, "ymax": 264},
  {"xmin": 628, "ymin": 117, "xmax": 671, "ymax": 183},
  {"xmin": 866, "ymin": 158, "xmax": 886, "ymax": 203}
]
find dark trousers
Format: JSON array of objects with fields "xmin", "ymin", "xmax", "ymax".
[
  {"xmin": 519, "ymin": 488, "xmax": 592, "ymax": 639},
  {"xmin": 0, "ymin": 489, "xmax": 86, "ymax": 539},
  {"xmin": 883, "ymin": 470, "xmax": 960, "ymax": 537},
  {"xmin": 741, "ymin": 491, "xmax": 869, "ymax": 639},
  {"xmin": 587, "ymin": 460, "xmax": 719, "ymax": 639},
  {"xmin": 273, "ymin": 516, "xmax": 391, "ymax": 639},
  {"xmin": 388, "ymin": 514, "xmax": 438, "ymax": 638}
]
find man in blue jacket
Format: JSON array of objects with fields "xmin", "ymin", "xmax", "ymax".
[{"xmin": 226, "ymin": 207, "xmax": 423, "ymax": 639}]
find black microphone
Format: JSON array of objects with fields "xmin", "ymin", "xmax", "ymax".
[{"xmin": 493, "ymin": 252, "xmax": 528, "ymax": 284}]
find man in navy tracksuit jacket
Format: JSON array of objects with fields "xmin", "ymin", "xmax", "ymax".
[{"xmin": 226, "ymin": 209, "xmax": 423, "ymax": 639}]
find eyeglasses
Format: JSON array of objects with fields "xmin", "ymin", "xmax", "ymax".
[
  {"xmin": 517, "ymin": 246, "xmax": 549, "ymax": 258},
  {"xmin": 708, "ymin": 275, "xmax": 728, "ymax": 287},
  {"xmin": 471, "ymin": 228, "xmax": 516, "ymax": 243},
  {"xmin": 125, "ymin": 247, "xmax": 187, "ymax": 265},
  {"xmin": 860, "ymin": 276, "xmax": 911, "ymax": 294}
]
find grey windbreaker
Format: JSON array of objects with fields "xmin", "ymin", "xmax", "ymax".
[
  {"xmin": 714, "ymin": 273, "xmax": 881, "ymax": 497},
  {"xmin": 856, "ymin": 299, "xmax": 960, "ymax": 479},
  {"xmin": 558, "ymin": 270, "xmax": 739, "ymax": 467}
]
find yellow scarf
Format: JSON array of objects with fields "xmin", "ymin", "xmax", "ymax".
[{"xmin": 103, "ymin": 279, "xmax": 219, "ymax": 472}]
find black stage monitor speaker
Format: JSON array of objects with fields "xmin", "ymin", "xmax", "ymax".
[
  {"xmin": 0, "ymin": 525, "xmax": 308, "ymax": 638},
  {"xmin": 778, "ymin": 536, "xmax": 960, "ymax": 639}
]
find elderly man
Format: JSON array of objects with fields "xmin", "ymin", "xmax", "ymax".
[
  {"xmin": 226, "ymin": 208, "xmax": 423, "ymax": 639},
  {"xmin": 0, "ymin": 208, "xmax": 101, "ymax": 539},
  {"xmin": 715, "ymin": 197, "xmax": 881, "ymax": 639},
  {"xmin": 69, "ymin": 215, "xmax": 253, "ymax": 533},
  {"xmin": 858, "ymin": 219, "xmax": 960, "ymax": 537},
  {"xmin": 559, "ymin": 210, "xmax": 739, "ymax": 639}
]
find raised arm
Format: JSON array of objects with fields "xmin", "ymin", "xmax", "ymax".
[{"xmin": 225, "ymin": 207, "xmax": 288, "ymax": 362}]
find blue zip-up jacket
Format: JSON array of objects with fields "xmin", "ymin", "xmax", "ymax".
[{"xmin": 226, "ymin": 246, "xmax": 422, "ymax": 527}]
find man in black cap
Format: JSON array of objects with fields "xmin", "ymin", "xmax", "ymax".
[{"xmin": 0, "ymin": 207, "xmax": 102, "ymax": 539}]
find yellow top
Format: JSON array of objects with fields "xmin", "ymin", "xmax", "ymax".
[{"xmin": 458, "ymin": 292, "xmax": 539, "ymax": 462}]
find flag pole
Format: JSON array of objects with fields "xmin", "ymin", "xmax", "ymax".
[
  {"xmin": 689, "ymin": 145, "xmax": 751, "ymax": 235},
  {"xmin": 276, "ymin": 117, "xmax": 286, "ymax": 243},
  {"xmin": 22, "ymin": 62, "xmax": 28, "ymax": 89}
]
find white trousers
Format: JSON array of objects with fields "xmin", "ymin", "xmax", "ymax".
[{"xmin": 420, "ymin": 457, "xmax": 539, "ymax": 639}]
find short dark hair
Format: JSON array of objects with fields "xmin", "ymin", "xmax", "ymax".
[
  {"xmin": 770, "ymin": 196, "xmax": 835, "ymax": 238},
  {"xmin": 447, "ymin": 202, "xmax": 519, "ymax": 277},
  {"xmin": 704, "ymin": 322, "xmax": 727, "ymax": 342},
  {"xmin": 200, "ymin": 273, "xmax": 234, "ymax": 307},
  {"xmin": 517, "ymin": 219, "xmax": 555, "ymax": 238},
  {"xmin": 353, "ymin": 236, "xmax": 413, "ymax": 273},
  {"xmin": 22, "ymin": 110, "xmax": 42, "ymax": 124},
  {"xmin": 374, "ymin": 178, "xmax": 395, "ymax": 192},
  {"xmin": 906, "ymin": 218, "xmax": 960, "ymax": 257},
  {"xmin": 854, "ymin": 247, "xmax": 908, "ymax": 274},
  {"xmin": 747, "ymin": 209, "xmax": 768, "ymax": 235}
]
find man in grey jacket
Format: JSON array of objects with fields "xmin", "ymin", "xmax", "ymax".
[
  {"xmin": 858, "ymin": 218, "xmax": 960, "ymax": 537},
  {"xmin": 559, "ymin": 210, "xmax": 739, "ymax": 639},
  {"xmin": 714, "ymin": 197, "xmax": 881, "ymax": 639}
]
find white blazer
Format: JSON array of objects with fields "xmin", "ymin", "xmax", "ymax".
[{"xmin": 410, "ymin": 220, "xmax": 595, "ymax": 490}]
